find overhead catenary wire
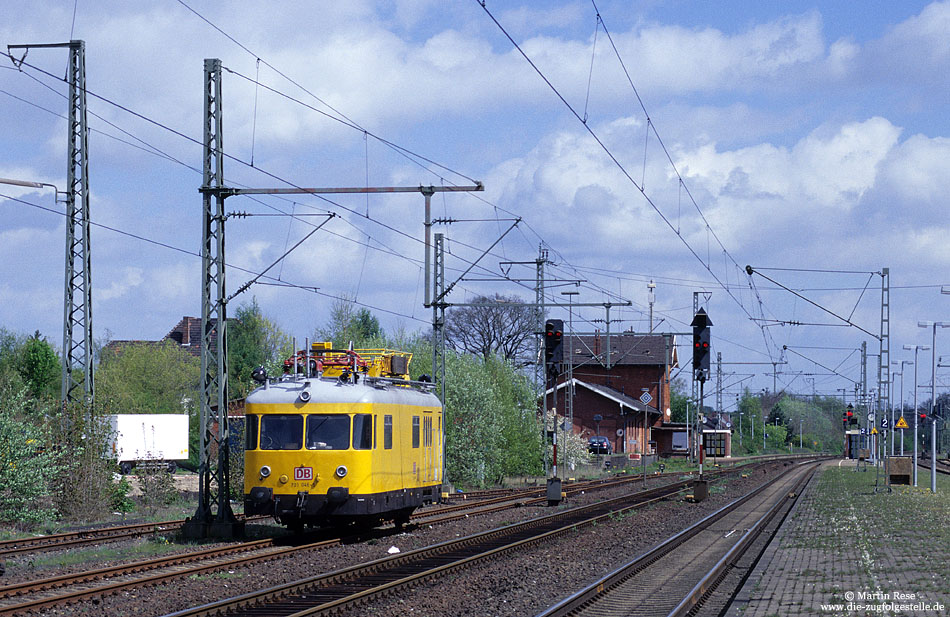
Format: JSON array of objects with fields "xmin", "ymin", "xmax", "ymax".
[
  {"xmin": 5, "ymin": 53, "xmax": 535, "ymax": 304},
  {"xmin": 476, "ymin": 2, "xmax": 762, "ymax": 333},
  {"xmin": 0, "ymin": 191, "xmax": 428, "ymax": 324},
  {"xmin": 158, "ymin": 4, "xmax": 655, "ymax": 311},
  {"xmin": 3, "ymin": 8, "xmax": 885, "ymax": 399}
]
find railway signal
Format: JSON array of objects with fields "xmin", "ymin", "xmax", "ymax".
[
  {"xmin": 691, "ymin": 309, "xmax": 712, "ymax": 382},
  {"xmin": 843, "ymin": 404, "xmax": 857, "ymax": 427},
  {"xmin": 544, "ymin": 319, "xmax": 563, "ymax": 376}
]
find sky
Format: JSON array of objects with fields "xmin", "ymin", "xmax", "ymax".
[{"xmin": 2, "ymin": 0, "xmax": 950, "ymax": 412}]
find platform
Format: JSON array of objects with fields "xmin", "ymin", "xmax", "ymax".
[{"xmin": 727, "ymin": 459, "xmax": 950, "ymax": 616}]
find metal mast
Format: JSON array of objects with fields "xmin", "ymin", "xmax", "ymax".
[
  {"xmin": 716, "ymin": 351, "xmax": 723, "ymax": 429},
  {"xmin": 878, "ymin": 268, "xmax": 890, "ymax": 456},
  {"xmin": 62, "ymin": 40, "xmax": 93, "ymax": 406},
  {"xmin": 185, "ymin": 58, "xmax": 241, "ymax": 539},
  {"xmin": 433, "ymin": 233, "xmax": 447, "ymax": 404},
  {"xmin": 535, "ymin": 246, "xmax": 548, "ymax": 391}
]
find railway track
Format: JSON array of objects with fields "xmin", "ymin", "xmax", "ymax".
[
  {"xmin": 0, "ymin": 516, "xmax": 259, "ymax": 559},
  {"xmin": 0, "ymin": 459, "xmax": 805, "ymax": 615},
  {"xmin": 915, "ymin": 457, "xmax": 950, "ymax": 475},
  {"xmin": 0, "ymin": 471, "xmax": 696, "ymax": 615},
  {"xmin": 162, "ymin": 478, "xmax": 701, "ymax": 616},
  {"xmin": 536, "ymin": 461, "xmax": 817, "ymax": 617}
]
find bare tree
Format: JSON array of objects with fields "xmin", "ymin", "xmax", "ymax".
[{"xmin": 445, "ymin": 294, "xmax": 535, "ymax": 362}]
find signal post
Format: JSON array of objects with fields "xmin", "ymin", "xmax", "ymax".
[
  {"xmin": 543, "ymin": 319, "xmax": 563, "ymax": 505},
  {"xmin": 691, "ymin": 309, "xmax": 711, "ymax": 485}
]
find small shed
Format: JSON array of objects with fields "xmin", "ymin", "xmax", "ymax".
[{"xmin": 702, "ymin": 429, "xmax": 731, "ymax": 458}]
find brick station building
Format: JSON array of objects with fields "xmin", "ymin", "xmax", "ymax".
[{"xmin": 546, "ymin": 331, "xmax": 678, "ymax": 458}]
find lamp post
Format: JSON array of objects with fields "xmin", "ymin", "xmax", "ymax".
[
  {"xmin": 903, "ymin": 344, "xmax": 930, "ymax": 486},
  {"xmin": 918, "ymin": 322, "xmax": 949, "ymax": 493}
]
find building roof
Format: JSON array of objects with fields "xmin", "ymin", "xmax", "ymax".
[
  {"xmin": 546, "ymin": 378, "xmax": 661, "ymax": 416},
  {"xmin": 100, "ymin": 316, "xmax": 222, "ymax": 363},
  {"xmin": 564, "ymin": 332, "xmax": 677, "ymax": 368}
]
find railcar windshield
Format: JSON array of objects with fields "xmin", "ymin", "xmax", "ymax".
[
  {"xmin": 260, "ymin": 414, "xmax": 303, "ymax": 450},
  {"xmin": 306, "ymin": 414, "xmax": 350, "ymax": 450}
]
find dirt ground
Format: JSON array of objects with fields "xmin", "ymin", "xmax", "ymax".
[{"xmin": 123, "ymin": 471, "xmax": 200, "ymax": 497}]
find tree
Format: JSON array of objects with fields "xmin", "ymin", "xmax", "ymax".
[
  {"xmin": 669, "ymin": 378, "xmax": 689, "ymax": 423},
  {"xmin": 228, "ymin": 298, "xmax": 293, "ymax": 397},
  {"xmin": 17, "ymin": 331, "xmax": 61, "ymax": 399},
  {"xmin": 736, "ymin": 390, "xmax": 764, "ymax": 454},
  {"xmin": 0, "ymin": 328, "xmax": 27, "ymax": 400},
  {"xmin": 445, "ymin": 293, "xmax": 535, "ymax": 362},
  {"xmin": 96, "ymin": 340, "xmax": 201, "ymax": 416},
  {"xmin": 400, "ymin": 333, "xmax": 542, "ymax": 487},
  {"xmin": 314, "ymin": 296, "xmax": 384, "ymax": 348}
]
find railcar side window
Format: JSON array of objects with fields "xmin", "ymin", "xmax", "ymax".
[
  {"xmin": 260, "ymin": 414, "xmax": 303, "ymax": 450},
  {"xmin": 306, "ymin": 415, "xmax": 350, "ymax": 450},
  {"xmin": 352, "ymin": 414, "xmax": 373, "ymax": 450},
  {"xmin": 412, "ymin": 416, "xmax": 420, "ymax": 448},
  {"xmin": 384, "ymin": 415, "xmax": 393, "ymax": 449},
  {"xmin": 245, "ymin": 415, "xmax": 259, "ymax": 450}
]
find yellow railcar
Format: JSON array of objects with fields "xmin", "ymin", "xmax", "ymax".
[{"xmin": 244, "ymin": 345, "xmax": 443, "ymax": 528}]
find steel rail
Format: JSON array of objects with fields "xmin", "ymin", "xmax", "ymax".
[
  {"xmin": 0, "ymin": 515, "xmax": 269, "ymax": 558},
  {"xmin": 667, "ymin": 465, "xmax": 816, "ymax": 617},
  {"xmin": 0, "ymin": 534, "xmax": 349, "ymax": 615},
  {"xmin": 0, "ymin": 472, "xmax": 700, "ymax": 615},
  {"xmin": 162, "ymin": 480, "xmax": 698, "ymax": 617},
  {"xmin": 535, "ymin": 462, "xmax": 818, "ymax": 617}
]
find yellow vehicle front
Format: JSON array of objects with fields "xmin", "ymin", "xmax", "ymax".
[{"xmin": 244, "ymin": 355, "xmax": 443, "ymax": 528}]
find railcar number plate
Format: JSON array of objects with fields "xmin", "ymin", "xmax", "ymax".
[{"xmin": 294, "ymin": 467, "xmax": 313, "ymax": 481}]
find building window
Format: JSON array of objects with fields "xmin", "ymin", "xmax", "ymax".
[{"xmin": 704, "ymin": 433, "xmax": 727, "ymax": 457}]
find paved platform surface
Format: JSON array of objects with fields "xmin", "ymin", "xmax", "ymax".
[{"xmin": 727, "ymin": 459, "xmax": 950, "ymax": 616}]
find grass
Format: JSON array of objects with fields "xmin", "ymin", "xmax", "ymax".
[
  {"xmin": 22, "ymin": 535, "xmax": 187, "ymax": 570},
  {"xmin": 780, "ymin": 462, "xmax": 950, "ymax": 601}
]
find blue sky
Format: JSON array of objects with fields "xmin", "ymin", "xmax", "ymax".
[{"xmin": 2, "ymin": 1, "xmax": 949, "ymax": 410}]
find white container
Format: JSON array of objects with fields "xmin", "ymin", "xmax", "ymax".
[{"xmin": 108, "ymin": 414, "xmax": 189, "ymax": 474}]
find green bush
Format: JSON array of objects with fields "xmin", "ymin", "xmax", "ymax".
[{"xmin": 0, "ymin": 389, "xmax": 62, "ymax": 524}]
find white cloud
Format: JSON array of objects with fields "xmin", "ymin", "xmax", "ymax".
[
  {"xmin": 875, "ymin": 134, "xmax": 950, "ymax": 216},
  {"xmin": 98, "ymin": 267, "xmax": 144, "ymax": 301}
]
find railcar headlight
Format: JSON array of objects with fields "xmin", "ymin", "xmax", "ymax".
[
  {"xmin": 335, "ymin": 465, "xmax": 348, "ymax": 478},
  {"xmin": 259, "ymin": 465, "xmax": 271, "ymax": 479},
  {"xmin": 299, "ymin": 390, "xmax": 311, "ymax": 402}
]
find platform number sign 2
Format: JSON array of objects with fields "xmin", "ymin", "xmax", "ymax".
[
  {"xmin": 294, "ymin": 467, "xmax": 313, "ymax": 481},
  {"xmin": 881, "ymin": 416, "xmax": 889, "ymax": 429}
]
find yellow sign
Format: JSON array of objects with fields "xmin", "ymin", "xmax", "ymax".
[
  {"xmin": 871, "ymin": 427, "xmax": 878, "ymax": 435},
  {"xmin": 895, "ymin": 416, "xmax": 909, "ymax": 429}
]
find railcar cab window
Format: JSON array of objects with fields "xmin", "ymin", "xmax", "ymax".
[
  {"xmin": 260, "ymin": 414, "xmax": 302, "ymax": 450},
  {"xmin": 306, "ymin": 415, "xmax": 350, "ymax": 450},
  {"xmin": 384, "ymin": 415, "xmax": 393, "ymax": 449},
  {"xmin": 412, "ymin": 416, "xmax": 420, "ymax": 448},
  {"xmin": 352, "ymin": 414, "xmax": 372, "ymax": 450},
  {"xmin": 245, "ymin": 415, "xmax": 259, "ymax": 450}
]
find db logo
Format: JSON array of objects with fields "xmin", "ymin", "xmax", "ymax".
[{"xmin": 294, "ymin": 467, "xmax": 313, "ymax": 481}]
